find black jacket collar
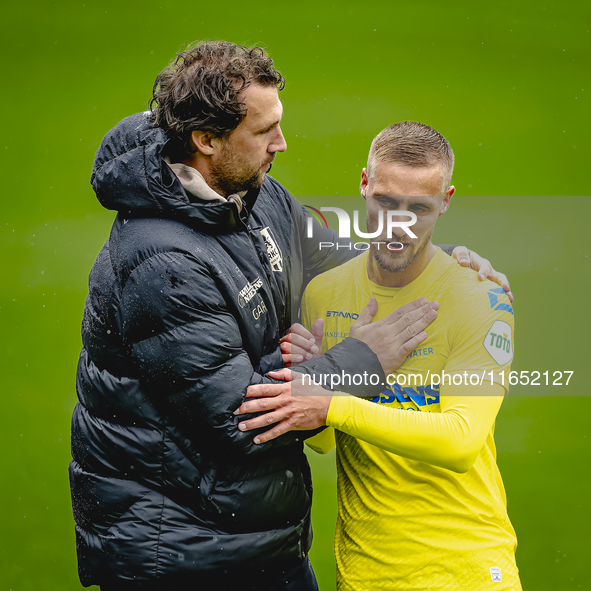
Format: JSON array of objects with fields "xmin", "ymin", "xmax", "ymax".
[{"xmin": 91, "ymin": 112, "xmax": 263, "ymax": 232}]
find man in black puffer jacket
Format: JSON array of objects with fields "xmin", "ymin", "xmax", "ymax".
[{"xmin": 70, "ymin": 41, "xmax": 504, "ymax": 590}]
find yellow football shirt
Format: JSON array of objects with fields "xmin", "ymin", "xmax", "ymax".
[{"xmin": 302, "ymin": 247, "xmax": 521, "ymax": 591}]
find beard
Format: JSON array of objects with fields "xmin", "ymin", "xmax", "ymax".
[
  {"xmin": 371, "ymin": 231, "xmax": 432, "ymax": 274},
  {"xmin": 209, "ymin": 143, "xmax": 270, "ymax": 196}
]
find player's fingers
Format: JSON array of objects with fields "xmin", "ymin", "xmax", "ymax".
[
  {"xmin": 245, "ymin": 381, "xmax": 290, "ymax": 400},
  {"xmin": 384, "ymin": 298, "xmax": 429, "ymax": 325},
  {"xmin": 311, "ymin": 318, "xmax": 324, "ymax": 353},
  {"xmin": 285, "ymin": 323, "xmax": 317, "ymax": 343},
  {"xmin": 235, "ymin": 398, "xmax": 279, "ymax": 417},
  {"xmin": 351, "ymin": 297, "xmax": 377, "ymax": 329},
  {"xmin": 281, "ymin": 354, "xmax": 299, "ymax": 366},
  {"xmin": 394, "ymin": 303, "xmax": 438, "ymax": 341},
  {"xmin": 452, "ymin": 245, "xmax": 470, "ymax": 266},
  {"xmin": 470, "ymin": 253, "xmax": 492, "ymax": 280},
  {"xmin": 283, "ymin": 334, "xmax": 319, "ymax": 358},
  {"xmin": 236, "ymin": 396, "xmax": 292, "ymax": 422},
  {"xmin": 389, "ymin": 298, "xmax": 439, "ymax": 333},
  {"xmin": 489, "ymin": 271, "xmax": 512, "ymax": 294},
  {"xmin": 253, "ymin": 420, "xmax": 293, "ymax": 444},
  {"xmin": 280, "ymin": 341, "xmax": 297, "ymax": 357},
  {"xmin": 288, "ymin": 323, "xmax": 312, "ymax": 337},
  {"xmin": 280, "ymin": 345, "xmax": 306, "ymax": 364},
  {"xmin": 280, "ymin": 332, "xmax": 317, "ymax": 351},
  {"xmin": 488, "ymin": 270, "xmax": 514, "ymax": 303},
  {"xmin": 396, "ymin": 330, "xmax": 429, "ymax": 359},
  {"xmin": 268, "ymin": 368, "xmax": 295, "ymax": 382}
]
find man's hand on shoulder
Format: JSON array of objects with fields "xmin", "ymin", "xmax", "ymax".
[{"xmin": 452, "ymin": 246, "xmax": 514, "ymax": 303}]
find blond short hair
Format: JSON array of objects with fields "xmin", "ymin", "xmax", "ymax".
[{"xmin": 367, "ymin": 121, "xmax": 454, "ymax": 194}]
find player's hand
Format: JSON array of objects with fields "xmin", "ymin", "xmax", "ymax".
[
  {"xmin": 349, "ymin": 297, "xmax": 438, "ymax": 375},
  {"xmin": 452, "ymin": 246, "xmax": 514, "ymax": 303},
  {"xmin": 235, "ymin": 369, "xmax": 331, "ymax": 444},
  {"xmin": 280, "ymin": 320, "xmax": 323, "ymax": 366}
]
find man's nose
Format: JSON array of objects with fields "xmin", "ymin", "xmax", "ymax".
[{"xmin": 269, "ymin": 126, "xmax": 287, "ymax": 153}]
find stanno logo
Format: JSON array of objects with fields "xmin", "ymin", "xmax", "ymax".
[
  {"xmin": 260, "ymin": 227, "xmax": 283, "ymax": 272},
  {"xmin": 326, "ymin": 310, "xmax": 360, "ymax": 320},
  {"xmin": 238, "ymin": 277, "xmax": 263, "ymax": 308}
]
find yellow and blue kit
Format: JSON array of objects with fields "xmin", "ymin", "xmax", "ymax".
[{"xmin": 302, "ymin": 247, "xmax": 521, "ymax": 591}]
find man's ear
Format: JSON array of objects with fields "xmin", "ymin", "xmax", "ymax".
[
  {"xmin": 360, "ymin": 168, "xmax": 369, "ymax": 200},
  {"xmin": 191, "ymin": 130, "xmax": 215, "ymax": 155},
  {"xmin": 439, "ymin": 185, "xmax": 455, "ymax": 217}
]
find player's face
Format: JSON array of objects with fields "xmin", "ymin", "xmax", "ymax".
[
  {"xmin": 361, "ymin": 162, "xmax": 453, "ymax": 274},
  {"xmin": 210, "ymin": 84, "xmax": 287, "ymax": 195}
]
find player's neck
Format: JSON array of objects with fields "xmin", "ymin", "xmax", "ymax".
[{"xmin": 367, "ymin": 242, "xmax": 437, "ymax": 288}]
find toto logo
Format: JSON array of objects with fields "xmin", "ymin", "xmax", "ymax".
[{"xmin": 305, "ymin": 207, "xmax": 417, "ymax": 251}]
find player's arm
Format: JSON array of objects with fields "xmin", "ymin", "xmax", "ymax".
[
  {"xmin": 303, "ymin": 381, "xmax": 502, "ymax": 460},
  {"xmin": 304, "ymin": 426, "xmax": 336, "ymax": 454},
  {"xmin": 324, "ymin": 384, "xmax": 504, "ymax": 472},
  {"xmin": 236, "ymin": 288, "xmax": 515, "ymax": 469},
  {"xmin": 234, "ymin": 377, "xmax": 504, "ymax": 472},
  {"xmin": 322, "ymin": 289, "xmax": 514, "ymax": 471}
]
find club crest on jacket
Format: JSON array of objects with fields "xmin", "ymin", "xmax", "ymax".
[{"xmin": 260, "ymin": 227, "xmax": 283, "ymax": 272}]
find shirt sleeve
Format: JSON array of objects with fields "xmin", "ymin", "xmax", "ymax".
[
  {"xmin": 304, "ymin": 427, "xmax": 336, "ymax": 454},
  {"xmin": 325, "ymin": 283, "xmax": 515, "ymax": 472},
  {"xmin": 326, "ymin": 383, "xmax": 505, "ymax": 473},
  {"xmin": 444, "ymin": 285, "xmax": 515, "ymax": 392}
]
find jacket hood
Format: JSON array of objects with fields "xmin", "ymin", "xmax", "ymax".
[{"xmin": 90, "ymin": 112, "xmax": 248, "ymax": 231}]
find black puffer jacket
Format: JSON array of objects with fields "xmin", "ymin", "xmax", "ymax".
[{"xmin": 69, "ymin": 112, "xmax": 386, "ymax": 587}]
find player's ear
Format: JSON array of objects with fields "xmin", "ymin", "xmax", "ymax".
[
  {"xmin": 360, "ymin": 168, "xmax": 369, "ymax": 200},
  {"xmin": 191, "ymin": 130, "xmax": 215, "ymax": 155},
  {"xmin": 439, "ymin": 186, "xmax": 454, "ymax": 217}
]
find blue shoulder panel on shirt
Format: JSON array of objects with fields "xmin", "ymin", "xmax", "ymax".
[{"xmin": 487, "ymin": 287, "xmax": 514, "ymax": 315}]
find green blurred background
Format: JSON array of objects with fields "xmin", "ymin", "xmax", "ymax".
[{"xmin": 2, "ymin": 1, "xmax": 589, "ymax": 589}]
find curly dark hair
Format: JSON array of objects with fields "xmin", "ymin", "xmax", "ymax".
[{"xmin": 149, "ymin": 41, "xmax": 286, "ymax": 155}]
